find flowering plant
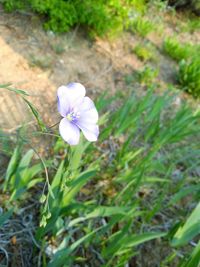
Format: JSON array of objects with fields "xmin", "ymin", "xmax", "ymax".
[{"xmin": 57, "ymin": 83, "xmax": 99, "ymax": 145}]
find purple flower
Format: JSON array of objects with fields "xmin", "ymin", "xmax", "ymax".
[{"xmin": 57, "ymin": 83, "xmax": 99, "ymax": 145}]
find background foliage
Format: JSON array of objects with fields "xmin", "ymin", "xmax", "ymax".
[
  {"xmin": 2, "ymin": 0, "xmax": 146, "ymax": 35},
  {"xmin": 1, "ymin": 84, "xmax": 200, "ymax": 266}
]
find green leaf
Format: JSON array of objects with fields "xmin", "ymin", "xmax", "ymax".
[
  {"xmin": 25, "ymin": 162, "xmax": 44, "ymax": 180},
  {"xmin": 169, "ymin": 184, "xmax": 200, "ymax": 205},
  {"xmin": 47, "ymin": 227, "xmax": 102, "ymax": 267},
  {"xmin": 9, "ymin": 150, "xmax": 44, "ymax": 200},
  {"xmin": 27, "ymin": 177, "xmax": 43, "ymax": 188},
  {"xmin": 69, "ymin": 136, "xmax": 89, "ymax": 173},
  {"xmin": 62, "ymin": 170, "xmax": 96, "ymax": 206},
  {"xmin": 144, "ymin": 176, "xmax": 170, "ymax": 183},
  {"xmin": 87, "ymin": 206, "xmax": 133, "ymax": 218},
  {"xmin": 68, "ymin": 206, "xmax": 136, "ymax": 227},
  {"xmin": 22, "ymin": 97, "xmax": 46, "ymax": 131},
  {"xmin": 4, "ymin": 146, "xmax": 20, "ymax": 190},
  {"xmin": 172, "ymin": 202, "xmax": 200, "ymax": 247},
  {"xmin": 13, "ymin": 149, "xmax": 34, "ymax": 188},
  {"xmin": 0, "ymin": 83, "xmax": 29, "ymax": 96},
  {"xmin": 50, "ymin": 161, "xmax": 65, "ymax": 198},
  {"xmin": 103, "ymin": 221, "xmax": 132, "ymax": 259},
  {"xmin": 183, "ymin": 241, "xmax": 200, "ymax": 267},
  {"xmin": 125, "ymin": 232, "xmax": 167, "ymax": 248}
]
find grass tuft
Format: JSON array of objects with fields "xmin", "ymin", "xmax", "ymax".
[
  {"xmin": 133, "ymin": 43, "xmax": 155, "ymax": 62},
  {"xmin": 178, "ymin": 58, "xmax": 200, "ymax": 98},
  {"xmin": 129, "ymin": 16, "xmax": 154, "ymax": 37},
  {"xmin": 163, "ymin": 37, "xmax": 192, "ymax": 61}
]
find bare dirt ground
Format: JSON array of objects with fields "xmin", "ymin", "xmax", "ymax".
[
  {"xmin": 0, "ymin": 5, "xmax": 143, "ymax": 131},
  {"xmin": 1, "ymin": 5, "xmax": 199, "ymax": 132}
]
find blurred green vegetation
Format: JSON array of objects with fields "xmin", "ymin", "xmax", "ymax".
[
  {"xmin": 2, "ymin": 0, "xmax": 146, "ymax": 36},
  {"xmin": 163, "ymin": 37, "xmax": 193, "ymax": 62},
  {"xmin": 133, "ymin": 43, "xmax": 156, "ymax": 62},
  {"xmin": 129, "ymin": 16, "xmax": 155, "ymax": 37},
  {"xmin": 179, "ymin": 59, "xmax": 200, "ymax": 98},
  {"xmin": 162, "ymin": 37, "xmax": 200, "ymax": 98},
  {"xmin": 1, "ymin": 84, "xmax": 200, "ymax": 266}
]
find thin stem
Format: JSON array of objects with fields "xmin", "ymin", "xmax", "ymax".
[{"xmin": 48, "ymin": 121, "xmax": 60, "ymax": 128}]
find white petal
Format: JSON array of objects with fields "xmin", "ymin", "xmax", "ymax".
[
  {"xmin": 57, "ymin": 83, "xmax": 86, "ymax": 115},
  {"xmin": 57, "ymin": 93, "xmax": 70, "ymax": 117},
  {"xmin": 77, "ymin": 122, "xmax": 99, "ymax": 142},
  {"xmin": 77, "ymin": 97, "xmax": 98, "ymax": 124},
  {"xmin": 59, "ymin": 118, "xmax": 80, "ymax": 145}
]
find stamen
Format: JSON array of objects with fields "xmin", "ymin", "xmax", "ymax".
[{"xmin": 66, "ymin": 111, "xmax": 80, "ymax": 122}]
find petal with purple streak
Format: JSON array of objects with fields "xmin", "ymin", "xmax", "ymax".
[
  {"xmin": 57, "ymin": 93, "xmax": 70, "ymax": 117},
  {"xmin": 59, "ymin": 118, "xmax": 80, "ymax": 145},
  {"xmin": 57, "ymin": 83, "xmax": 86, "ymax": 117},
  {"xmin": 77, "ymin": 97, "xmax": 98, "ymax": 124},
  {"xmin": 76, "ymin": 121, "xmax": 99, "ymax": 142}
]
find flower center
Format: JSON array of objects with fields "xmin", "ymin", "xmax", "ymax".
[{"xmin": 66, "ymin": 111, "xmax": 80, "ymax": 122}]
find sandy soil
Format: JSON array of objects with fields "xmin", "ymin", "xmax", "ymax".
[
  {"xmin": 0, "ymin": 5, "xmax": 143, "ymax": 131},
  {"xmin": 0, "ymin": 5, "xmax": 199, "ymax": 131}
]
